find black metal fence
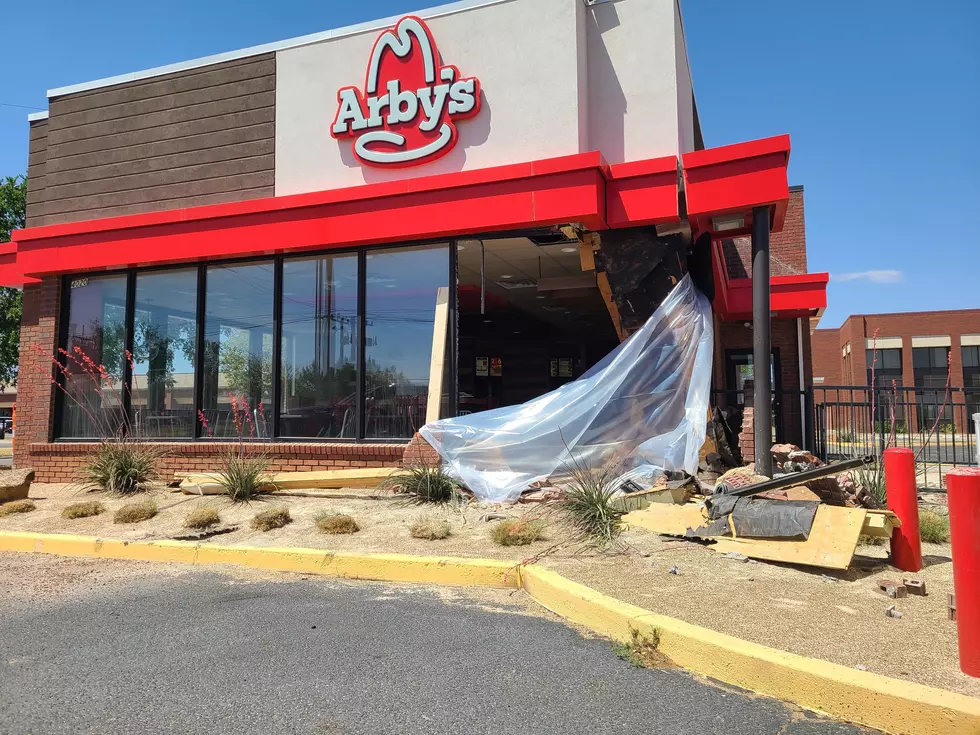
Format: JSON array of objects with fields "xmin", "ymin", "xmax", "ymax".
[
  {"xmin": 710, "ymin": 385, "xmax": 979, "ymax": 488},
  {"xmin": 812, "ymin": 386, "xmax": 978, "ymax": 487}
]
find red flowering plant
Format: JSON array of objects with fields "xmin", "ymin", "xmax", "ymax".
[
  {"xmin": 199, "ymin": 392, "xmax": 276, "ymax": 502},
  {"xmin": 35, "ymin": 344, "xmax": 164, "ymax": 494}
]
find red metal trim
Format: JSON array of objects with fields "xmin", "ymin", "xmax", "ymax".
[
  {"xmin": 683, "ymin": 134, "xmax": 791, "ymax": 237},
  {"xmin": 11, "ymin": 153, "xmax": 610, "ymax": 278},
  {"xmin": 605, "ymin": 155, "xmax": 679, "ymax": 229},
  {"xmin": 711, "ymin": 240, "xmax": 827, "ymax": 321},
  {"xmin": 3, "ymin": 136, "xmax": 796, "ymax": 286},
  {"xmin": 682, "ymin": 134, "xmax": 790, "ymax": 170}
]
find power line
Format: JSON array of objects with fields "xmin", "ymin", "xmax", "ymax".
[{"xmin": 0, "ymin": 102, "xmax": 45, "ymax": 112}]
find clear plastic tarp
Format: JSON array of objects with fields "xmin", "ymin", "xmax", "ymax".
[{"xmin": 420, "ymin": 274, "xmax": 715, "ymax": 503}]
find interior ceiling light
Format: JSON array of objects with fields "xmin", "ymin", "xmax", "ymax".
[
  {"xmin": 711, "ymin": 214, "xmax": 745, "ymax": 232},
  {"xmin": 496, "ymin": 279, "xmax": 537, "ymax": 290},
  {"xmin": 560, "ymin": 247, "xmax": 577, "ymax": 253},
  {"xmin": 499, "ymin": 274, "xmax": 512, "ymax": 279}
]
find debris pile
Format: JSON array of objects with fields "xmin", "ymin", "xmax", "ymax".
[{"xmin": 770, "ymin": 443, "xmax": 878, "ymax": 509}]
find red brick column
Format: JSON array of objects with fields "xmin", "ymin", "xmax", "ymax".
[{"xmin": 13, "ymin": 278, "xmax": 60, "ymax": 471}]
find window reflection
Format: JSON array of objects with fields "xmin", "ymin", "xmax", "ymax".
[
  {"xmin": 59, "ymin": 275, "xmax": 128, "ymax": 438},
  {"xmin": 202, "ymin": 263, "xmax": 274, "ymax": 437},
  {"xmin": 365, "ymin": 244, "xmax": 449, "ymax": 438},
  {"xmin": 130, "ymin": 269, "xmax": 198, "ymax": 438},
  {"xmin": 281, "ymin": 254, "xmax": 358, "ymax": 437}
]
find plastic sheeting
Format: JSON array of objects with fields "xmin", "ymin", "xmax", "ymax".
[{"xmin": 420, "ymin": 274, "xmax": 715, "ymax": 503}]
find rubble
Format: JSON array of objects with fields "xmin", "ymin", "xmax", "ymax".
[{"xmin": 769, "ymin": 444, "xmax": 878, "ymax": 509}]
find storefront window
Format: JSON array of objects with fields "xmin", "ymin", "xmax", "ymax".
[
  {"xmin": 130, "ymin": 269, "xmax": 198, "ymax": 438},
  {"xmin": 364, "ymin": 244, "xmax": 449, "ymax": 438},
  {"xmin": 58, "ymin": 275, "xmax": 128, "ymax": 438},
  {"xmin": 57, "ymin": 242, "xmax": 453, "ymax": 442},
  {"xmin": 202, "ymin": 262, "xmax": 274, "ymax": 437},
  {"xmin": 280, "ymin": 254, "xmax": 359, "ymax": 437}
]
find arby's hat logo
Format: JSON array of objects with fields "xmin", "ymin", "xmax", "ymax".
[{"xmin": 330, "ymin": 16, "xmax": 482, "ymax": 168}]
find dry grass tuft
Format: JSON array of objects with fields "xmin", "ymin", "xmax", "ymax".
[
  {"xmin": 184, "ymin": 506, "xmax": 221, "ymax": 530},
  {"xmin": 0, "ymin": 499, "xmax": 36, "ymax": 517},
  {"xmin": 919, "ymin": 510, "xmax": 950, "ymax": 544},
  {"xmin": 250, "ymin": 506, "xmax": 291, "ymax": 532},
  {"xmin": 612, "ymin": 627, "xmax": 672, "ymax": 668},
  {"xmin": 113, "ymin": 499, "xmax": 158, "ymax": 524},
  {"xmin": 490, "ymin": 517, "xmax": 545, "ymax": 546},
  {"xmin": 62, "ymin": 501, "xmax": 105, "ymax": 519},
  {"xmin": 410, "ymin": 516, "xmax": 451, "ymax": 540},
  {"xmin": 316, "ymin": 513, "xmax": 360, "ymax": 535}
]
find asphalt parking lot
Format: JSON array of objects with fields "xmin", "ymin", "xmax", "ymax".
[{"xmin": 0, "ymin": 553, "xmax": 872, "ymax": 735}]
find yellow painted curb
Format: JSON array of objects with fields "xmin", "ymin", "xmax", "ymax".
[
  {"xmin": 0, "ymin": 531, "xmax": 518, "ymax": 589},
  {"xmin": 2, "ymin": 530, "xmax": 978, "ymax": 734},
  {"xmin": 520, "ymin": 565, "xmax": 980, "ymax": 735}
]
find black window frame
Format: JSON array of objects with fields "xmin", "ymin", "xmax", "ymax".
[{"xmin": 54, "ymin": 239, "xmax": 459, "ymax": 443}]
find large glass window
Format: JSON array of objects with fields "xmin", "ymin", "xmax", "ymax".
[
  {"xmin": 130, "ymin": 269, "xmax": 198, "ymax": 438},
  {"xmin": 866, "ymin": 347, "xmax": 904, "ymax": 427},
  {"xmin": 57, "ymin": 242, "xmax": 454, "ymax": 442},
  {"xmin": 280, "ymin": 254, "xmax": 358, "ymax": 438},
  {"xmin": 913, "ymin": 346, "xmax": 951, "ymax": 431},
  {"xmin": 364, "ymin": 244, "xmax": 450, "ymax": 438},
  {"xmin": 58, "ymin": 275, "xmax": 129, "ymax": 438},
  {"xmin": 963, "ymin": 346, "xmax": 980, "ymax": 433},
  {"xmin": 202, "ymin": 263, "xmax": 274, "ymax": 437}
]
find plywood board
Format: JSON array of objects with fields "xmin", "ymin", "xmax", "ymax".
[
  {"xmin": 711, "ymin": 505, "xmax": 868, "ymax": 570},
  {"xmin": 425, "ymin": 286, "xmax": 451, "ymax": 425},
  {"xmin": 179, "ymin": 467, "xmax": 400, "ymax": 493},
  {"xmin": 625, "ymin": 501, "xmax": 871, "ymax": 570}
]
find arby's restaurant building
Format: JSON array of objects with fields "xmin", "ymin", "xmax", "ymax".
[{"xmin": 5, "ymin": 0, "xmax": 829, "ymax": 481}]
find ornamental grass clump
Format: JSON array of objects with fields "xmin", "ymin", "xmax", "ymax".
[
  {"xmin": 62, "ymin": 501, "xmax": 105, "ymax": 519},
  {"xmin": 410, "ymin": 516, "xmax": 451, "ymax": 540},
  {"xmin": 561, "ymin": 461, "xmax": 626, "ymax": 547},
  {"xmin": 490, "ymin": 517, "xmax": 545, "ymax": 546},
  {"xmin": 919, "ymin": 510, "xmax": 950, "ymax": 544},
  {"xmin": 0, "ymin": 499, "xmax": 35, "ymax": 517},
  {"xmin": 381, "ymin": 462, "xmax": 462, "ymax": 504},
  {"xmin": 316, "ymin": 513, "xmax": 360, "ymax": 535},
  {"xmin": 200, "ymin": 399, "xmax": 275, "ymax": 503},
  {"xmin": 184, "ymin": 506, "xmax": 221, "ymax": 530},
  {"xmin": 82, "ymin": 440, "xmax": 163, "ymax": 495},
  {"xmin": 250, "ymin": 506, "xmax": 291, "ymax": 532},
  {"xmin": 113, "ymin": 499, "xmax": 158, "ymax": 524}
]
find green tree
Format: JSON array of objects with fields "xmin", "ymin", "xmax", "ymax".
[{"xmin": 0, "ymin": 176, "xmax": 26, "ymax": 390}]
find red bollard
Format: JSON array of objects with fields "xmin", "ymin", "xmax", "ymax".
[
  {"xmin": 947, "ymin": 467, "xmax": 980, "ymax": 677},
  {"xmin": 883, "ymin": 448, "xmax": 922, "ymax": 573}
]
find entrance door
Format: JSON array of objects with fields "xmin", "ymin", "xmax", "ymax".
[{"xmin": 725, "ymin": 349, "xmax": 783, "ymax": 439}]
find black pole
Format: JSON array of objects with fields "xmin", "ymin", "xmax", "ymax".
[{"xmin": 752, "ymin": 205, "xmax": 773, "ymax": 476}]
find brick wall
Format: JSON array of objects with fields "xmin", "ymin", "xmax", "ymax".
[
  {"xmin": 715, "ymin": 317, "xmax": 812, "ymax": 449},
  {"xmin": 722, "ymin": 187, "xmax": 807, "ymax": 279},
  {"xmin": 811, "ymin": 329, "xmax": 842, "ymax": 384},
  {"xmin": 24, "ymin": 441, "xmax": 412, "ymax": 483},
  {"xmin": 13, "ymin": 278, "xmax": 60, "ymax": 470}
]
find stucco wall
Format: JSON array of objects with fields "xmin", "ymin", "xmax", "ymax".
[{"xmin": 276, "ymin": 0, "xmax": 692, "ymax": 195}]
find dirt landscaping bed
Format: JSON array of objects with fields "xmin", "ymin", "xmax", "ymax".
[{"xmin": 1, "ymin": 482, "xmax": 972, "ymax": 698}]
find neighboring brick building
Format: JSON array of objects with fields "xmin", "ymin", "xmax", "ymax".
[{"xmin": 812, "ymin": 309, "xmax": 980, "ymax": 432}]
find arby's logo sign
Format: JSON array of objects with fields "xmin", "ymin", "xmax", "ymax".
[{"xmin": 330, "ymin": 16, "xmax": 482, "ymax": 168}]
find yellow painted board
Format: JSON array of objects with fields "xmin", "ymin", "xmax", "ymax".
[
  {"xmin": 711, "ymin": 505, "xmax": 867, "ymax": 570},
  {"xmin": 180, "ymin": 467, "xmax": 400, "ymax": 491},
  {"xmin": 626, "ymin": 502, "xmax": 869, "ymax": 570}
]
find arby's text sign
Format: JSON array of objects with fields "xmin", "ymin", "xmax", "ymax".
[{"xmin": 330, "ymin": 16, "xmax": 482, "ymax": 168}]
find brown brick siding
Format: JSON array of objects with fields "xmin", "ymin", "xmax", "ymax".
[
  {"xmin": 13, "ymin": 278, "xmax": 61, "ymax": 469},
  {"xmin": 722, "ymin": 187, "xmax": 807, "ymax": 279},
  {"xmin": 23, "ymin": 442, "xmax": 413, "ymax": 484},
  {"xmin": 812, "ymin": 310, "xmax": 980, "ymax": 389},
  {"xmin": 812, "ymin": 309, "xmax": 980, "ymax": 432},
  {"xmin": 715, "ymin": 317, "xmax": 812, "ymax": 449},
  {"xmin": 30, "ymin": 54, "xmax": 276, "ymax": 227}
]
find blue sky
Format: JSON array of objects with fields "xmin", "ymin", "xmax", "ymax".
[{"xmin": 1, "ymin": 1, "xmax": 977, "ymax": 328}]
